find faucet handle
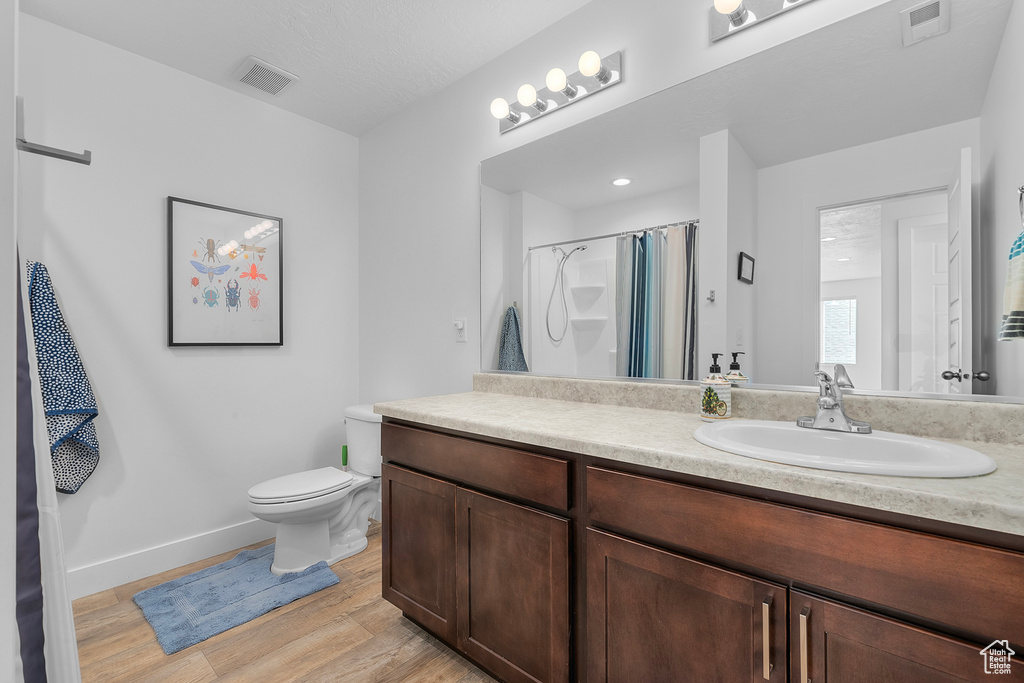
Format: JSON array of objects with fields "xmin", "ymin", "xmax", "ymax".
[{"xmin": 833, "ymin": 364, "xmax": 854, "ymax": 389}]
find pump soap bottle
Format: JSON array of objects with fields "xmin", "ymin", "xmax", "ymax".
[
  {"xmin": 725, "ymin": 352, "xmax": 749, "ymax": 386},
  {"xmin": 699, "ymin": 353, "xmax": 732, "ymax": 421}
]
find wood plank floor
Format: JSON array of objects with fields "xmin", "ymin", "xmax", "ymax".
[{"xmin": 72, "ymin": 524, "xmax": 498, "ymax": 682}]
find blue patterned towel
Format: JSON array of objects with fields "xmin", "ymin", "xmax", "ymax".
[
  {"xmin": 999, "ymin": 230, "xmax": 1024, "ymax": 340},
  {"xmin": 498, "ymin": 305, "xmax": 529, "ymax": 372},
  {"xmin": 27, "ymin": 261, "xmax": 100, "ymax": 493}
]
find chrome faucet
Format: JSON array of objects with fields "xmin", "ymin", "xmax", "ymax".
[{"xmin": 796, "ymin": 364, "xmax": 871, "ymax": 434}]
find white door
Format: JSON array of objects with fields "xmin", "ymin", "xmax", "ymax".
[
  {"xmin": 946, "ymin": 147, "xmax": 972, "ymax": 394},
  {"xmin": 898, "ymin": 216, "xmax": 948, "ymax": 393}
]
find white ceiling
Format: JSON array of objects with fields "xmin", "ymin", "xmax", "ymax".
[
  {"xmin": 20, "ymin": 0, "xmax": 594, "ymax": 136},
  {"xmin": 482, "ymin": 0, "xmax": 1013, "ymax": 211}
]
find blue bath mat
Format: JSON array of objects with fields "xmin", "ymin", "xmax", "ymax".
[{"xmin": 133, "ymin": 544, "xmax": 339, "ymax": 654}]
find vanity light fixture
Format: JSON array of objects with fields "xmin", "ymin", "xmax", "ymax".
[
  {"xmin": 710, "ymin": 0, "xmax": 817, "ymax": 42},
  {"xmin": 490, "ymin": 50, "xmax": 622, "ymax": 133},
  {"xmin": 611, "ymin": 178, "xmax": 632, "ymax": 186}
]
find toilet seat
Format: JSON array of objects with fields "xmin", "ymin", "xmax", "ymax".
[{"xmin": 248, "ymin": 466, "xmax": 353, "ymax": 504}]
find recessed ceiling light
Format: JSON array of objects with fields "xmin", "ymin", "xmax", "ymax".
[
  {"xmin": 821, "ymin": 237, "xmax": 837, "ymax": 242},
  {"xmin": 611, "ymin": 178, "xmax": 631, "ymax": 186},
  {"xmin": 837, "ymin": 257, "xmax": 851, "ymax": 262}
]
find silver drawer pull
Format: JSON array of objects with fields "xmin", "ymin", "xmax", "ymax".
[
  {"xmin": 800, "ymin": 606, "xmax": 811, "ymax": 683},
  {"xmin": 762, "ymin": 596, "xmax": 773, "ymax": 680}
]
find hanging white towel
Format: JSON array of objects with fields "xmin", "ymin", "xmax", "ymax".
[{"xmin": 998, "ymin": 229, "xmax": 1024, "ymax": 340}]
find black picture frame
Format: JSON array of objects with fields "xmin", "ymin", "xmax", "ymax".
[
  {"xmin": 167, "ymin": 197, "xmax": 283, "ymax": 346},
  {"xmin": 738, "ymin": 251, "xmax": 755, "ymax": 284}
]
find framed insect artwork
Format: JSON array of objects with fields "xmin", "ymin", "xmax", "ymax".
[{"xmin": 167, "ymin": 197, "xmax": 283, "ymax": 346}]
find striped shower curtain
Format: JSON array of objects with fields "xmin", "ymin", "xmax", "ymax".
[{"xmin": 615, "ymin": 223, "xmax": 698, "ymax": 379}]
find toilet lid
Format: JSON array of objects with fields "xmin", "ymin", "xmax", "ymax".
[{"xmin": 248, "ymin": 467, "xmax": 353, "ymax": 504}]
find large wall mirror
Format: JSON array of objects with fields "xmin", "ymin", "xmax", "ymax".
[{"xmin": 481, "ymin": 0, "xmax": 1024, "ymax": 402}]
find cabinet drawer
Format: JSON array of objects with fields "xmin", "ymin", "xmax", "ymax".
[
  {"xmin": 587, "ymin": 466, "xmax": 1024, "ymax": 645},
  {"xmin": 790, "ymin": 590, "xmax": 1024, "ymax": 683},
  {"xmin": 383, "ymin": 423, "xmax": 570, "ymax": 511}
]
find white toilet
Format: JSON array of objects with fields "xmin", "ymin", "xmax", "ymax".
[{"xmin": 247, "ymin": 404, "xmax": 382, "ymax": 575}]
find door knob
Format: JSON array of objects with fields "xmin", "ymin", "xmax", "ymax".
[{"xmin": 941, "ymin": 369, "xmax": 991, "ymax": 382}]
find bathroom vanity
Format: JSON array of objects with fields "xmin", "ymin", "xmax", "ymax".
[{"xmin": 377, "ymin": 376, "xmax": 1024, "ymax": 683}]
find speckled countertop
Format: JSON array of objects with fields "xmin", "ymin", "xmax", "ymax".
[{"xmin": 375, "ymin": 390, "xmax": 1024, "ymax": 538}]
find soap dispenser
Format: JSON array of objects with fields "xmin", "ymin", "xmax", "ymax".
[
  {"xmin": 699, "ymin": 353, "xmax": 732, "ymax": 421},
  {"xmin": 725, "ymin": 352, "xmax": 749, "ymax": 387}
]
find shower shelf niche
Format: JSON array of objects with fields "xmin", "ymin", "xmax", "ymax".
[
  {"xmin": 570, "ymin": 317, "xmax": 608, "ymax": 331},
  {"xmin": 570, "ymin": 284, "xmax": 606, "ymax": 309}
]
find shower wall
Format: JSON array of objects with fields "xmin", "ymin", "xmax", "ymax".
[
  {"xmin": 528, "ymin": 241, "xmax": 617, "ymax": 377},
  {"xmin": 482, "ymin": 183, "xmax": 700, "ymax": 378},
  {"xmin": 523, "ymin": 184, "xmax": 698, "ymax": 377}
]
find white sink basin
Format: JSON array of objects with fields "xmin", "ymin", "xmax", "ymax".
[{"xmin": 694, "ymin": 420, "xmax": 996, "ymax": 477}]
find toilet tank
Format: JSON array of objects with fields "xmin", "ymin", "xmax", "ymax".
[{"xmin": 344, "ymin": 404, "xmax": 382, "ymax": 477}]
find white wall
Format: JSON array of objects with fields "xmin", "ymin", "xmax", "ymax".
[
  {"xmin": 573, "ymin": 184, "xmax": 699, "ymax": 239},
  {"xmin": 981, "ymin": 0, "xmax": 1024, "ymax": 396},
  {"xmin": 755, "ymin": 119, "xmax": 979, "ymax": 387},
  {"xmin": 480, "ymin": 184, "xmax": 511, "ymax": 371},
  {"xmin": 17, "ymin": 15, "xmax": 360, "ymax": 597},
  {"xmin": 2, "ymin": 0, "xmax": 17, "ymax": 677},
  {"xmin": 358, "ymin": 0, "xmax": 892, "ymax": 404},
  {"xmin": 699, "ymin": 130, "xmax": 730, "ymax": 377},
  {"xmin": 726, "ymin": 135, "xmax": 758, "ymax": 379}
]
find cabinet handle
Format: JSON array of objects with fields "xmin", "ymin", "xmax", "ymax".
[
  {"xmin": 762, "ymin": 596, "xmax": 773, "ymax": 680},
  {"xmin": 800, "ymin": 606, "xmax": 811, "ymax": 683}
]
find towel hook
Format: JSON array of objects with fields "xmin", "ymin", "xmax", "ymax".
[{"xmin": 1019, "ymin": 185, "xmax": 1024, "ymax": 228}]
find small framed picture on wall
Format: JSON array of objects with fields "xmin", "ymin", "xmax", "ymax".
[
  {"xmin": 167, "ymin": 197, "xmax": 283, "ymax": 346},
  {"xmin": 738, "ymin": 252, "xmax": 755, "ymax": 284}
]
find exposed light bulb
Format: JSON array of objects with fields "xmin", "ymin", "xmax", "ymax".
[
  {"xmin": 579, "ymin": 50, "xmax": 611, "ymax": 84},
  {"xmin": 517, "ymin": 84, "xmax": 537, "ymax": 107},
  {"xmin": 611, "ymin": 178, "xmax": 632, "ymax": 186},
  {"xmin": 714, "ymin": 0, "xmax": 751, "ymax": 27},
  {"xmin": 489, "ymin": 97, "xmax": 521, "ymax": 124},
  {"xmin": 490, "ymin": 97, "xmax": 510, "ymax": 120},
  {"xmin": 545, "ymin": 67, "xmax": 578, "ymax": 98},
  {"xmin": 546, "ymin": 68, "xmax": 567, "ymax": 92},
  {"xmin": 578, "ymin": 51, "xmax": 602, "ymax": 78}
]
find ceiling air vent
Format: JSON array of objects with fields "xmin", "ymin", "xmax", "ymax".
[
  {"xmin": 900, "ymin": 0, "xmax": 950, "ymax": 47},
  {"xmin": 233, "ymin": 56, "xmax": 299, "ymax": 96}
]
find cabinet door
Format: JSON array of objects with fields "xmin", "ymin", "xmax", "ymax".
[
  {"xmin": 456, "ymin": 487, "xmax": 571, "ymax": 683},
  {"xmin": 790, "ymin": 591, "xmax": 1023, "ymax": 682},
  {"xmin": 587, "ymin": 528, "xmax": 787, "ymax": 683},
  {"xmin": 382, "ymin": 464, "xmax": 457, "ymax": 643}
]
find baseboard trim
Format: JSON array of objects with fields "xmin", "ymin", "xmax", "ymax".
[{"xmin": 66, "ymin": 518, "xmax": 275, "ymax": 600}]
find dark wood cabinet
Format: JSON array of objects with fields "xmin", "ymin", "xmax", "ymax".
[
  {"xmin": 790, "ymin": 591, "xmax": 1014, "ymax": 683},
  {"xmin": 457, "ymin": 488, "xmax": 571, "ymax": 683},
  {"xmin": 381, "ymin": 425, "xmax": 573, "ymax": 683},
  {"xmin": 381, "ymin": 463, "xmax": 456, "ymax": 642},
  {"xmin": 383, "ymin": 420, "xmax": 1024, "ymax": 683},
  {"xmin": 586, "ymin": 529, "xmax": 786, "ymax": 683}
]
